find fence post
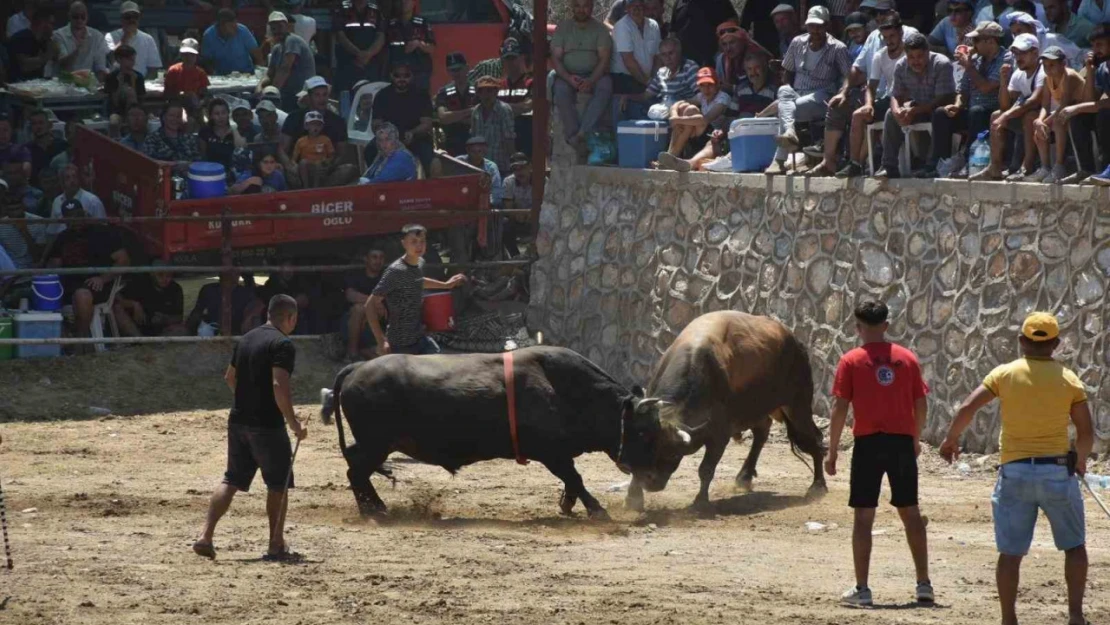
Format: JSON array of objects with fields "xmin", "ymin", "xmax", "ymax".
[
  {"xmin": 530, "ymin": 0, "xmax": 548, "ymax": 238},
  {"xmin": 220, "ymin": 205, "xmax": 233, "ymax": 337}
]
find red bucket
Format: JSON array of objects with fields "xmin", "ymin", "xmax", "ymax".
[{"xmin": 422, "ymin": 291, "xmax": 456, "ymax": 332}]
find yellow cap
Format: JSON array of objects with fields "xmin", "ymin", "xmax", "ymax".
[{"xmin": 1021, "ymin": 312, "xmax": 1059, "ymax": 342}]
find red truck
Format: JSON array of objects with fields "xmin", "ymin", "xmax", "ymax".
[{"xmin": 73, "ymin": 127, "xmax": 491, "ymax": 264}]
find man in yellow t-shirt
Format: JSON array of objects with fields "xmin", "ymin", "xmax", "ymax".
[{"xmin": 940, "ymin": 312, "xmax": 1094, "ymax": 625}]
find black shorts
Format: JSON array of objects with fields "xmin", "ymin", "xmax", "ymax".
[
  {"xmin": 223, "ymin": 422, "xmax": 294, "ymax": 492},
  {"xmin": 62, "ymin": 277, "xmax": 113, "ymax": 306},
  {"xmin": 849, "ymin": 433, "xmax": 918, "ymax": 509}
]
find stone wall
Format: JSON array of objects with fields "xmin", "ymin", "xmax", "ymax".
[{"xmin": 527, "ymin": 168, "xmax": 1110, "ymax": 453}]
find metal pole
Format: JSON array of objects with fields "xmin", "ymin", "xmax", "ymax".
[
  {"xmin": 530, "ymin": 0, "xmax": 549, "ymax": 237},
  {"xmin": 0, "ymin": 335, "xmax": 326, "ymax": 346},
  {"xmin": 0, "ymin": 259, "xmax": 536, "ymax": 278},
  {"xmin": 0, "ymin": 209, "xmax": 534, "ymax": 225},
  {"xmin": 220, "ymin": 206, "xmax": 233, "ymax": 337}
]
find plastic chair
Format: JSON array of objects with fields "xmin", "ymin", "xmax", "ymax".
[
  {"xmin": 346, "ymin": 81, "xmax": 390, "ymax": 172},
  {"xmin": 90, "ymin": 277, "xmax": 125, "ymax": 353},
  {"xmin": 867, "ymin": 121, "xmax": 933, "ymax": 175}
]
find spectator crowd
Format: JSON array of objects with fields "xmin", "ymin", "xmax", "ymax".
[
  {"xmin": 1, "ymin": 0, "xmax": 542, "ymax": 352},
  {"xmin": 541, "ymin": 0, "xmax": 1110, "ymax": 185}
]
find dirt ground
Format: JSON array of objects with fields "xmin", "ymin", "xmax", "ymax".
[{"xmin": 0, "ymin": 347, "xmax": 1108, "ymax": 625}]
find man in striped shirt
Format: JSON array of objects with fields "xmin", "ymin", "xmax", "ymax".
[
  {"xmin": 366, "ymin": 224, "xmax": 466, "ymax": 356},
  {"xmin": 640, "ymin": 36, "xmax": 698, "ymax": 107},
  {"xmin": 763, "ymin": 6, "xmax": 851, "ymax": 174}
]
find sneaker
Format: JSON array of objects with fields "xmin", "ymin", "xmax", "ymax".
[
  {"xmin": 1045, "ymin": 163, "xmax": 1068, "ymax": 184},
  {"xmin": 1023, "ymin": 166, "xmax": 1052, "ymax": 182},
  {"xmin": 916, "ymin": 581, "xmax": 935, "ymax": 603},
  {"xmin": 969, "ymin": 167, "xmax": 1003, "ymax": 181},
  {"xmin": 1004, "ymin": 169, "xmax": 1028, "ymax": 182},
  {"xmin": 913, "ymin": 167, "xmax": 938, "ymax": 179},
  {"xmin": 836, "ymin": 162, "xmax": 864, "ymax": 178},
  {"xmin": 873, "ymin": 168, "xmax": 900, "ymax": 179},
  {"xmin": 950, "ymin": 167, "xmax": 969, "ymax": 178},
  {"xmin": 1061, "ymin": 170, "xmax": 1092, "ymax": 184},
  {"xmin": 802, "ymin": 142, "xmax": 825, "ymax": 158},
  {"xmin": 776, "ymin": 128, "xmax": 800, "ymax": 152},
  {"xmin": 840, "ymin": 585, "xmax": 873, "ymax": 607}
]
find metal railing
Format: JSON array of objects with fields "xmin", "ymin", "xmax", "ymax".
[{"xmin": 0, "ymin": 207, "xmax": 535, "ymax": 348}]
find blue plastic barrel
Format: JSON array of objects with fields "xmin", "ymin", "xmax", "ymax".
[
  {"xmin": 31, "ymin": 274, "xmax": 64, "ymax": 311},
  {"xmin": 187, "ymin": 162, "xmax": 227, "ymax": 199}
]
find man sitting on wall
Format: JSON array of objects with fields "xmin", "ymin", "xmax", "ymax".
[
  {"xmin": 185, "ymin": 271, "xmax": 264, "ymax": 336},
  {"xmin": 551, "ymin": 0, "xmax": 613, "ymax": 154}
]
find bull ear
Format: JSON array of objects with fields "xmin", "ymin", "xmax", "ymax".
[{"xmin": 631, "ymin": 385, "xmax": 645, "ymax": 398}]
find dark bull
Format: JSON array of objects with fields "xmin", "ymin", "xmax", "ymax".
[{"xmin": 319, "ymin": 346, "xmax": 642, "ymax": 519}]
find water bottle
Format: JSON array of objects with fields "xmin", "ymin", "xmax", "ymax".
[
  {"xmin": 339, "ymin": 90, "xmax": 352, "ymax": 120},
  {"xmin": 968, "ymin": 131, "xmax": 991, "ymax": 176},
  {"xmin": 1085, "ymin": 473, "xmax": 1110, "ymax": 489}
]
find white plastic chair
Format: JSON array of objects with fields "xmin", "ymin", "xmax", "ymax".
[
  {"xmin": 867, "ymin": 121, "xmax": 935, "ymax": 175},
  {"xmin": 90, "ymin": 277, "xmax": 124, "ymax": 352},
  {"xmin": 347, "ymin": 81, "xmax": 389, "ymax": 172}
]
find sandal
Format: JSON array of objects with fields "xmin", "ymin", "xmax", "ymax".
[{"xmin": 192, "ymin": 541, "xmax": 216, "ymax": 560}]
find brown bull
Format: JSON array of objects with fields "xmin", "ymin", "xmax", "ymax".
[{"xmin": 618, "ymin": 311, "xmax": 827, "ymax": 512}]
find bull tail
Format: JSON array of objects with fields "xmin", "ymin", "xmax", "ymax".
[
  {"xmin": 780, "ymin": 339, "xmax": 826, "ymax": 478},
  {"xmin": 320, "ymin": 363, "xmax": 396, "ymax": 485}
]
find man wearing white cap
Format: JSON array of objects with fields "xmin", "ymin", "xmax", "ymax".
[
  {"xmin": 970, "ymin": 33, "xmax": 1046, "ymax": 180},
  {"xmin": 259, "ymin": 12, "xmax": 316, "ymax": 112},
  {"xmin": 762, "ymin": 6, "xmax": 851, "ymax": 175},
  {"xmin": 280, "ymin": 76, "xmax": 358, "ymax": 186},
  {"xmin": 770, "ymin": 4, "xmax": 800, "ymax": 58},
  {"xmin": 105, "ymin": 2, "xmax": 162, "ymax": 78}
]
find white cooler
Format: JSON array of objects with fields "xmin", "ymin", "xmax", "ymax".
[
  {"xmin": 729, "ymin": 118, "xmax": 779, "ymax": 172},
  {"xmin": 617, "ymin": 120, "xmax": 670, "ymax": 169}
]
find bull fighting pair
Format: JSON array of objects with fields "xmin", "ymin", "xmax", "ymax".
[{"xmin": 192, "ymin": 287, "xmax": 1093, "ymax": 624}]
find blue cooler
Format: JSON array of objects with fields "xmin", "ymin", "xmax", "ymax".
[
  {"xmin": 187, "ymin": 162, "xmax": 227, "ymax": 199},
  {"xmin": 617, "ymin": 120, "xmax": 670, "ymax": 169},
  {"xmin": 729, "ymin": 118, "xmax": 779, "ymax": 172},
  {"xmin": 14, "ymin": 312, "xmax": 63, "ymax": 359}
]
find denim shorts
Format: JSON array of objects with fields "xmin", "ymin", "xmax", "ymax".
[{"xmin": 992, "ymin": 461, "xmax": 1085, "ymax": 556}]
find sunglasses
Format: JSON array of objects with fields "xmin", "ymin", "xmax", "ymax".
[
  {"xmin": 392, "ymin": 72, "xmax": 413, "ymax": 79},
  {"xmin": 717, "ymin": 27, "xmax": 740, "ymax": 36},
  {"xmin": 123, "ymin": 14, "xmax": 139, "ymax": 20}
]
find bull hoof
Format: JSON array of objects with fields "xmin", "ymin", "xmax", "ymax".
[
  {"xmin": 735, "ymin": 476, "xmax": 754, "ymax": 493},
  {"xmin": 587, "ymin": 507, "xmax": 611, "ymax": 521},
  {"xmin": 559, "ymin": 491, "xmax": 576, "ymax": 516},
  {"xmin": 624, "ymin": 496, "xmax": 644, "ymax": 513},
  {"xmin": 687, "ymin": 498, "xmax": 714, "ymax": 518},
  {"xmin": 805, "ymin": 482, "xmax": 829, "ymax": 501}
]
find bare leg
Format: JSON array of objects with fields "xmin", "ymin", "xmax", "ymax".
[
  {"xmin": 848, "ymin": 111, "xmax": 872, "ymax": 162},
  {"xmin": 818, "ymin": 128, "xmax": 843, "ymax": 171},
  {"xmin": 113, "ymin": 302, "xmax": 142, "ymax": 337},
  {"xmin": 853, "ymin": 507, "xmax": 876, "ymax": 588},
  {"xmin": 346, "ymin": 304, "xmax": 365, "ymax": 358},
  {"xmin": 689, "ymin": 142, "xmax": 716, "ymax": 170},
  {"xmin": 1034, "ymin": 121, "xmax": 1050, "ymax": 170},
  {"xmin": 668, "ymin": 124, "xmax": 692, "ymax": 155},
  {"xmin": 73, "ymin": 289, "xmax": 95, "ymax": 337},
  {"xmin": 197, "ymin": 482, "xmax": 237, "ymax": 547},
  {"xmin": 997, "ymin": 553, "xmax": 1022, "ymax": 625},
  {"xmin": 266, "ymin": 489, "xmax": 288, "ymax": 555},
  {"xmin": 988, "ymin": 110, "xmax": 1007, "ymax": 174},
  {"xmin": 897, "ymin": 505, "xmax": 931, "ymax": 583},
  {"xmin": 1065, "ymin": 545, "xmax": 1088, "ymax": 625},
  {"xmin": 1022, "ymin": 112, "xmax": 1038, "ymax": 172},
  {"xmin": 1053, "ymin": 118, "xmax": 1070, "ymax": 167}
]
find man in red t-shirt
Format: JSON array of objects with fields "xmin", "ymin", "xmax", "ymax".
[
  {"xmin": 826, "ymin": 300, "xmax": 933, "ymax": 608},
  {"xmin": 163, "ymin": 39, "xmax": 209, "ymax": 115}
]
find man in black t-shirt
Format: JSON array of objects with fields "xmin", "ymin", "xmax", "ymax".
[
  {"xmin": 342, "ymin": 247, "xmax": 385, "ymax": 360},
  {"xmin": 114, "ymin": 263, "xmax": 185, "ymax": 337},
  {"xmin": 194, "ymin": 295, "xmax": 308, "ymax": 562},
  {"xmin": 45, "ymin": 201, "xmax": 131, "ymax": 340},
  {"xmin": 367, "ymin": 61, "xmax": 435, "ymax": 173},
  {"xmin": 435, "ymin": 52, "xmax": 478, "ymax": 159},
  {"xmin": 7, "ymin": 9, "xmax": 57, "ymax": 83},
  {"xmin": 334, "ymin": 0, "xmax": 386, "ymax": 92},
  {"xmin": 280, "ymin": 76, "xmax": 359, "ymax": 186}
]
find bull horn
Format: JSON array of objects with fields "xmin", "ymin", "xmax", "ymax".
[
  {"xmin": 678, "ymin": 420, "xmax": 708, "ymax": 434},
  {"xmin": 637, "ymin": 397, "xmax": 663, "ymax": 409}
]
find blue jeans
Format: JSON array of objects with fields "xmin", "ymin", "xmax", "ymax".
[
  {"xmin": 992, "ymin": 461, "xmax": 1085, "ymax": 556},
  {"xmin": 391, "ymin": 335, "xmax": 440, "ymax": 355}
]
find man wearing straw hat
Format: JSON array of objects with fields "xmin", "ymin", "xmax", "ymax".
[{"xmin": 941, "ymin": 312, "xmax": 1094, "ymax": 625}]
